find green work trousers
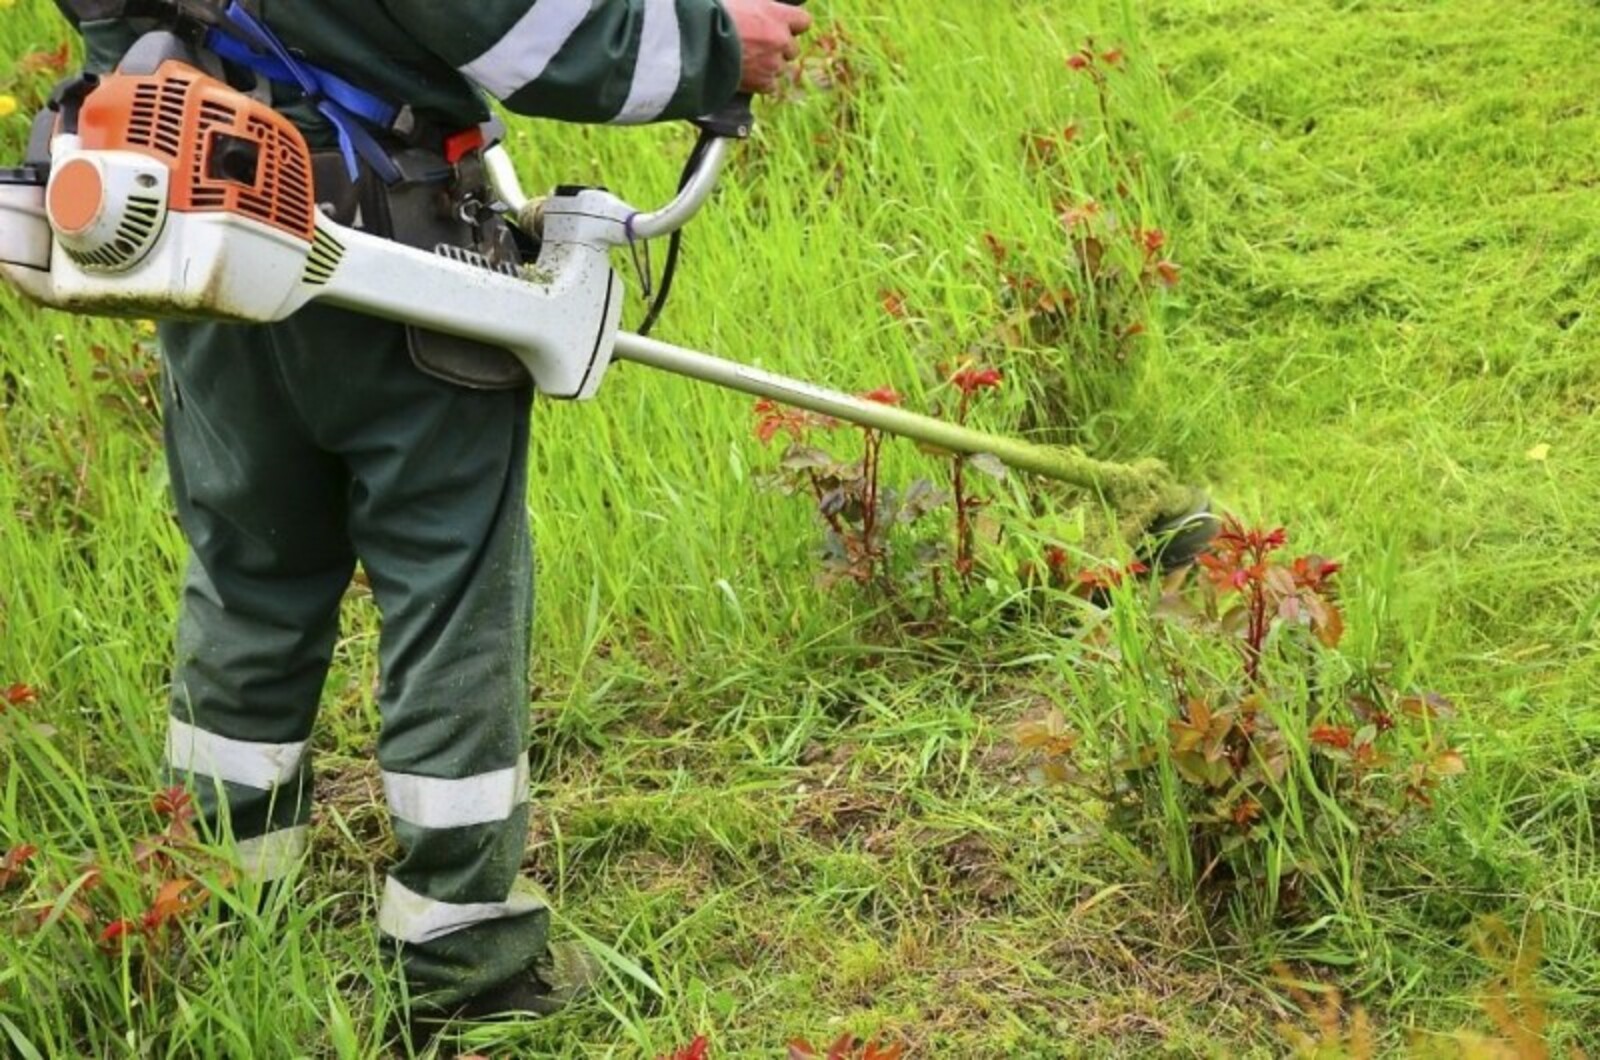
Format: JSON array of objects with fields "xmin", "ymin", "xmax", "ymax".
[{"xmin": 159, "ymin": 304, "xmax": 545, "ymax": 1005}]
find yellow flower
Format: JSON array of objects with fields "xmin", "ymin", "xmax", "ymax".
[
  {"xmin": 1526, "ymin": 443, "xmax": 1551, "ymax": 463},
  {"xmin": 0, "ymin": 96, "xmax": 18, "ymax": 120}
]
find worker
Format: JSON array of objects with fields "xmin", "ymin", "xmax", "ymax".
[{"xmin": 51, "ymin": 0, "xmax": 813, "ymax": 1034}]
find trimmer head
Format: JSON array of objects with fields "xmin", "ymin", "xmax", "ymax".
[{"xmin": 1139, "ymin": 497, "xmax": 1222, "ymax": 574}]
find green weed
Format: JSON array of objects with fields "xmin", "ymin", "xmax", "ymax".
[
  {"xmin": 1023, "ymin": 519, "xmax": 1467, "ymax": 924},
  {"xmin": 3, "ymin": 0, "xmax": 1598, "ymax": 1055}
]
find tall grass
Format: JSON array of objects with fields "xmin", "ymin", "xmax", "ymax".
[{"xmin": 3, "ymin": 0, "xmax": 1597, "ymax": 1055}]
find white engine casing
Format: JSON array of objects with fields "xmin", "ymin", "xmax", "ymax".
[
  {"xmin": 2, "ymin": 148, "xmax": 629, "ymax": 400},
  {"xmin": 0, "ymin": 181, "xmax": 50, "ymax": 274}
]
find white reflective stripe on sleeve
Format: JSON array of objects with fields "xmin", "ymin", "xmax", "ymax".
[
  {"xmin": 383, "ymin": 754, "xmax": 531, "ymax": 831},
  {"xmin": 612, "ymin": 0, "xmax": 683, "ymax": 124},
  {"xmin": 460, "ymin": 0, "xmax": 594, "ymax": 101},
  {"xmin": 165, "ymin": 717, "xmax": 306, "ymax": 791},
  {"xmin": 234, "ymin": 825, "xmax": 309, "ymax": 882},
  {"xmin": 378, "ymin": 875, "xmax": 547, "ymax": 946}
]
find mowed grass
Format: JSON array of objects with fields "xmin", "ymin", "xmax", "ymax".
[{"xmin": 2, "ymin": 0, "xmax": 1598, "ymax": 1056}]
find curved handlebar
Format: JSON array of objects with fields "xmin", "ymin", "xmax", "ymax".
[
  {"xmin": 625, "ymin": 137, "xmax": 733, "ymax": 241},
  {"xmin": 487, "ymin": 0, "xmax": 807, "ymax": 243},
  {"xmin": 484, "ymin": 132, "xmax": 734, "ymax": 243}
]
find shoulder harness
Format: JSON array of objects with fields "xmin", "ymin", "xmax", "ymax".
[{"xmin": 54, "ymin": 0, "xmax": 408, "ymax": 183}]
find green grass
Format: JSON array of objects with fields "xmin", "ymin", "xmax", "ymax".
[{"xmin": 3, "ymin": 0, "xmax": 1599, "ymax": 1055}]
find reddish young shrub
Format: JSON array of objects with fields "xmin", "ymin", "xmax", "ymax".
[
  {"xmin": 0, "ymin": 844, "xmax": 39, "ymax": 890},
  {"xmin": 656, "ymin": 1037, "xmax": 711, "ymax": 1060},
  {"xmin": 2, "ymin": 683, "xmax": 37, "ymax": 711},
  {"xmin": 790, "ymin": 1036, "xmax": 907, "ymax": 1060},
  {"xmin": 1022, "ymin": 518, "xmax": 1468, "ymax": 916},
  {"xmin": 751, "ymin": 380, "xmax": 979, "ymax": 593}
]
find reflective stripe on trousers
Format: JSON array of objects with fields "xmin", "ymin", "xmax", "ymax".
[
  {"xmin": 236, "ymin": 824, "xmax": 310, "ymax": 882},
  {"xmin": 383, "ymin": 754, "xmax": 531, "ymax": 832},
  {"xmin": 165, "ymin": 716, "xmax": 306, "ymax": 791},
  {"xmin": 378, "ymin": 875, "xmax": 547, "ymax": 946}
]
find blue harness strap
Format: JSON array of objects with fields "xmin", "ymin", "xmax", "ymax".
[{"xmin": 204, "ymin": 1, "xmax": 401, "ymax": 183}]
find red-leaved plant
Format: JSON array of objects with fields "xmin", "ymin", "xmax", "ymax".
[
  {"xmin": 987, "ymin": 38, "xmax": 1179, "ymax": 364},
  {"xmin": 755, "ymin": 384, "xmax": 964, "ymax": 592},
  {"xmin": 753, "ymin": 365, "xmax": 1023, "ymax": 596},
  {"xmin": 656, "ymin": 1035, "xmax": 711, "ymax": 1060},
  {"xmin": 769, "ymin": 22, "xmax": 870, "ymax": 195},
  {"xmin": 1196, "ymin": 519, "xmax": 1343, "ymax": 683},
  {"xmin": 754, "ymin": 388, "xmax": 931, "ymax": 589},
  {"xmin": 943, "ymin": 363, "xmax": 1008, "ymax": 581},
  {"xmin": 0, "ymin": 844, "xmax": 38, "ymax": 890},
  {"xmin": 1019, "ymin": 519, "xmax": 1467, "ymax": 917},
  {"xmin": 1036, "ymin": 548, "xmax": 1151, "ymax": 599},
  {"xmin": 790, "ymin": 1035, "xmax": 907, "ymax": 1060},
  {"xmin": 968, "ymin": 36, "xmax": 1185, "ymax": 446},
  {"xmin": 8, "ymin": 783, "xmax": 230, "ymax": 998},
  {"xmin": 2, "ymin": 682, "xmax": 37, "ymax": 711}
]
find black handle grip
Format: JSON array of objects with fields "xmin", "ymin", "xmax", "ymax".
[
  {"xmin": 691, "ymin": 0, "xmax": 807, "ymax": 140},
  {"xmin": 48, "ymin": 73, "xmax": 100, "ymax": 136},
  {"xmin": 692, "ymin": 93, "xmax": 756, "ymax": 139}
]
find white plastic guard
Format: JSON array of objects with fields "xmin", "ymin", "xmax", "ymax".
[{"xmin": 0, "ymin": 181, "xmax": 51, "ymax": 272}]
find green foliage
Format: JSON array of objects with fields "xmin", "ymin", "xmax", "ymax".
[
  {"xmin": 1276, "ymin": 919, "xmax": 1589, "ymax": 1059},
  {"xmin": 2, "ymin": 0, "xmax": 1599, "ymax": 1056},
  {"xmin": 750, "ymin": 368, "xmax": 1011, "ymax": 597},
  {"xmin": 1021, "ymin": 521, "xmax": 1467, "ymax": 921}
]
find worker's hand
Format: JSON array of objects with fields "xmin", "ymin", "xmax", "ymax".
[{"xmin": 724, "ymin": 0, "xmax": 814, "ymax": 95}]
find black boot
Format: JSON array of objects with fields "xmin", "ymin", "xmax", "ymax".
[{"xmin": 396, "ymin": 940, "xmax": 605, "ymax": 1046}]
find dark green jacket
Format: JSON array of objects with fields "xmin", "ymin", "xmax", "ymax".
[{"xmin": 66, "ymin": 0, "xmax": 744, "ymax": 129}]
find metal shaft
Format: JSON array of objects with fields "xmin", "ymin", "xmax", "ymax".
[{"xmin": 613, "ymin": 331, "xmax": 1188, "ymax": 506}]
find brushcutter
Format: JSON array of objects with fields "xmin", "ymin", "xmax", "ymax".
[{"xmin": 0, "ymin": 38, "xmax": 1216, "ymax": 565}]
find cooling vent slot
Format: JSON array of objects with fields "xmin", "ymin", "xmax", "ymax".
[
  {"xmin": 124, "ymin": 80, "xmax": 187, "ymax": 159},
  {"xmin": 66, "ymin": 191, "xmax": 165, "ymax": 272},
  {"xmin": 300, "ymin": 226, "xmax": 345, "ymax": 286},
  {"xmin": 227, "ymin": 115, "xmax": 313, "ymax": 236},
  {"xmin": 176, "ymin": 104, "xmax": 314, "ymax": 235},
  {"xmin": 434, "ymin": 243, "xmax": 519, "ymax": 278},
  {"xmin": 187, "ymin": 102, "xmax": 238, "ymax": 211},
  {"xmin": 80, "ymin": 67, "xmax": 319, "ymax": 244}
]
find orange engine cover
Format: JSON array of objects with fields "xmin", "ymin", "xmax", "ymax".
[{"xmin": 76, "ymin": 60, "xmax": 316, "ymax": 244}]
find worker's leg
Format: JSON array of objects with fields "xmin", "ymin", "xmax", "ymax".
[
  {"xmin": 271, "ymin": 306, "xmax": 546, "ymax": 1006},
  {"xmin": 159, "ymin": 319, "xmax": 356, "ymax": 881}
]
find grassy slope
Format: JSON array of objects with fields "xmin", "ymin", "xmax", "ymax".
[
  {"xmin": 2, "ymin": 0, "xmax": 1597, "ymax": 1056},
  {"xmin": 1141, "ymin": 0, "xmax": 1600, "ymax": 1028}
]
